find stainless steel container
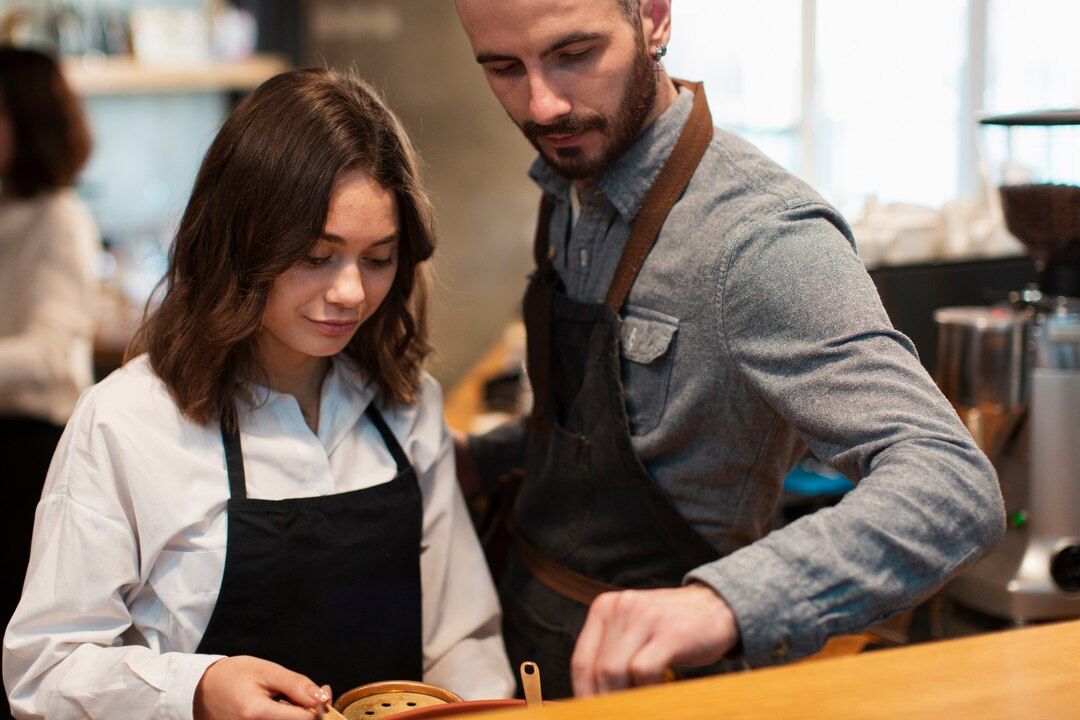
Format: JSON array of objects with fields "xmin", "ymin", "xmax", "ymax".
[{"xmin": 934, "ymin": 306, "xmax": 1031, "ymax": 460}]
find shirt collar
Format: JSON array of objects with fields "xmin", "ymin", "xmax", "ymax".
[
  {"xmin": 243, "ymin": 355, "xmax": 375, "ymax": 454},
  {"xmin": 528, "ymin": 85, "xmax": 696, "ymax": 222}
]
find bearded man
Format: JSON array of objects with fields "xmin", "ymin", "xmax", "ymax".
[{"xmin": 453, "ymin": 0, "xmax": 1005, "ymax": 699}]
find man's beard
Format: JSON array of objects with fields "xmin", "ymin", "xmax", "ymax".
[{"xmin": 520, "ymin": 44, "xmax": 658, "ymax": 180}]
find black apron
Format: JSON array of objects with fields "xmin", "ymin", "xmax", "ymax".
[
  {"xmin": 196, "ymin": 403, "xmax": 423, "ymax": 696},
  {"xmin": 502, "ymin": 82, "xmax": 741, "ymax": 697}
]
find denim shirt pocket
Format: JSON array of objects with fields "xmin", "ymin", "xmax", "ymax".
[{"xmin": 619, "ymin": 305, "xmax": 679, "ymax": 435}]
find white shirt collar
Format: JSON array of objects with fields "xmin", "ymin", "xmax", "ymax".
[{"xmin": 242, "ymin": 354, "xmax": 377, "ymax": 455}]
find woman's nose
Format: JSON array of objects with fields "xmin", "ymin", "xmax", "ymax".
[{"xmin": 326, "ymin": 263, "xmax": 365, "ymax": 307}]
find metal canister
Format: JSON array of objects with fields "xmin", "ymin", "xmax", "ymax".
[
  {"xmin": 933, "ymin": 305, "xmax": 1032, "ymax": 459},
  {"xmin": 1033, "ymin": 299, "xmax": 1080, "ymax": 371}
]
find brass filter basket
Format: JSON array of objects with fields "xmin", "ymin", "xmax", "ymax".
[
  {"xmin": 330, "ymin": 662, "xmax": 542, "ymax": 720},
  {"xmin": 333, "ymin": 681, "xmax": 464, "ymax": 719}
]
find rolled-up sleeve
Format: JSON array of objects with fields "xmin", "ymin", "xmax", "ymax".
[{"xmin": 686, "ymin": 201, "xmax": 1005, "ymax": 667}]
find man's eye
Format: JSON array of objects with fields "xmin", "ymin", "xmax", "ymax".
[
  {"xmin": 302, "ymin": 255, "xmax": 331, "ymax": 268},
  {"xmin": 562, "ymin": 48, "xmax": 592, "ymax": 62},
  {"xmin": 489, "ymin": 62, "xmax": 522, "ymax": 76}
]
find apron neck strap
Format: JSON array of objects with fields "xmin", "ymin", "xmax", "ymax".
[
  {"xmin": 603, "ymin": 80, "xmax": 713, "ymax": 312},
  {"xmin": 221, "ymin": 422, "xmax": 248, "ymax": 500},
  {"xmin": 364, "ymin": 402, "xmax": 410, "ymax": 474}
]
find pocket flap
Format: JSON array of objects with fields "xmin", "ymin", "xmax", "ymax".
[{"xmin": 620, "ymin": 312, "xmax": 678, "ymax": 364}]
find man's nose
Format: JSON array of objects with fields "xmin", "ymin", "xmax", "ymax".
[
  {"xmin": 528, "ymin": 72, "xmax": 571, "ymax": 126},
  {"xmin": 326, "ymin": 263, "xmax": 365, "ymax": 307}
]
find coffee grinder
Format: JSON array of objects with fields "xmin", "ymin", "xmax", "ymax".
[{"xmin": 936, "ymin": 109, "xmax": 1080, "ymax": 622}]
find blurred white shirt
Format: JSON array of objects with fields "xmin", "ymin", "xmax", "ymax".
[
  {"xmin": 3, "ymin": 354, "xmax": 514, "ymax": 719},
  {"xmin": 0, "ymin": 188, "xmax": 99, "ymax": 424}
]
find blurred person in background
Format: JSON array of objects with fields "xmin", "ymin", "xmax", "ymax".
[{"xmin": 0, "ymin": 45, "xmax": 98, "ymax": 718}]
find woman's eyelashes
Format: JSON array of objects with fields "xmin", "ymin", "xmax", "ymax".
[
  {"xmin": 302, "ymin": 254, "xmax": 332, "ymax": 268},
  {"xmin": 367, "ymin": 255, "xmax": 396, "ymax": 269},
  {"xmin": 301, "ymin": 253, "xmax": 396, "ymax": 269}
]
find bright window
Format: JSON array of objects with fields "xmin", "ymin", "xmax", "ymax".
[
  {"xmin": 986, "ymin": 0, "xmax": 1080, "ymax": 113},
  {"xmin": 815, "ymin": 0, "xmax": 967, "ymax": 213},
  {"xmin": 666, "ymin": 0, "xmax": 802, "ymax": 172},
  {"xmin": 665, "ymin": 0, "xmax": 1080, "ymax": 217}
]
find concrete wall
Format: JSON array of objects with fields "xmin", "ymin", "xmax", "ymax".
[{"xmin": 308, "ymin": 0, "xmax": 538, "ymax": 388}]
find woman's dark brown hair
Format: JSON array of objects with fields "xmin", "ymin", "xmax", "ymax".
[
  {"xmin": 129, "ymin": 68, "xmax": 435, "ymax": 430},
  {"xmin": 0, "ymin": 46, "xmax": 93, "ymax": 198}
]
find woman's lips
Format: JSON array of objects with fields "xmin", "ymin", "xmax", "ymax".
[{"xmin": 307, "ymin": 318, "xmax": 359, "ymax": 337}]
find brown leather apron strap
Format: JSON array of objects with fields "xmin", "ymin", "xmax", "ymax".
[
  {"xmin": 509, "ymin": 521, "xmax": 620, "ymax": 606},
  {"xmin": 604, "ymin": 80, "xmax": 714, "ymax": 312}
]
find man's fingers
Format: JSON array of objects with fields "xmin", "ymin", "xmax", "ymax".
[
  {"xmin": 572, "ymin": 585, "xmax": 741, "ymax": 697},
  {"xmin": 257, "ymin": 661, "xmax": 328, "ymax": 708},
  {"xmin": 592, "ymin": 598, "xmax": 653, "ymax": 694},
  {"xmin": 570, "ymin": 592, "xmax": 616, "ymax": 697},
  {"xmin": 627, "ymin": 639, "xmax": 675, "ymax": 688}
]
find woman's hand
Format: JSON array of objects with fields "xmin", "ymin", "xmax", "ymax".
[{"xmin": 193, "ymin": 656, "xmax": 331, "ymax": 720}]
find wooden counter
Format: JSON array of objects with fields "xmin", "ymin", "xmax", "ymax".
[{"xmin": 464, "ymin": 620, "xmax": 1080, "ymax": 719}]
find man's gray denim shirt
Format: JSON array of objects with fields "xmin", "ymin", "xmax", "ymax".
[{"xmin": 478, "ymin": 87, "xmax": 1005, "ymax": 667}]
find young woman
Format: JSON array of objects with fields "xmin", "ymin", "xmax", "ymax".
[
  {"xmin": 3, "ymin": 68, "xmax": 514, "ymax": 720},
  {"xmin": 0, "ymin": 46, "xmax": 98, "ymax": 720}
]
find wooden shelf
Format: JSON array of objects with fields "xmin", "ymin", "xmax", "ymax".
[{"xmin": 63, "ymin": 54, "xmax": 289, "ymax": 96}]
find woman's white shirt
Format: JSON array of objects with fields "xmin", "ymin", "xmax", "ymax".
[
  {"xmin": 0, "ymin": 189, "xmax": 99, "ymax": 424},
  {"xmin": 2, "ymin": 355, "xmax": 514, "ymax": 719}
]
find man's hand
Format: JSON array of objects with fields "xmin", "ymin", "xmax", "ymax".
[
  {"xmin": 193, "ymin": 656, "xmax": 330, "ymax": 720},
  {"xmin": 570, "ymin": 583, "xmax": 740, "ymax": 697}
]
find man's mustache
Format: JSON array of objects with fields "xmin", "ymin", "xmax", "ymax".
[{"xmin": 522, "ymin": 114, "xmax": 608, "ymax": 142}]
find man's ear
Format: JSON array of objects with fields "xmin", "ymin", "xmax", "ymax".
[{"xmin": 640, "ymin": 0, "xmax": 673, "ymax": 53}]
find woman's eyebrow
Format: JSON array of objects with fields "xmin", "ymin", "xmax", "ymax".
[
  {"xmin": 371, "ymin": 234, "xmax": 399, "ymax": 247},
  {"xmin": 319, "ymin": 232, "xmax": 347, "ymax": 245},
  {"xmin": 318, "ymin": 233, "xmax": 398, "ymax": 246}
]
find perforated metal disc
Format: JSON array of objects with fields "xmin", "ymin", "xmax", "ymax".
[{"xmin": 334, "ymin": 681, "xmax": 463, "ymax": 720}]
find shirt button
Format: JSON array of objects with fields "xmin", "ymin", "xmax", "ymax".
[
  {"xmin": 579, "ymin": 248, "xmax": 589, "ymax": 267},
  {"xmin": 770, "ymin": 636, "xmax": 792, "ymax": 661}
]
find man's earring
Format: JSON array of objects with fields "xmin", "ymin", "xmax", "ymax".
[{"xmin": 653, "ymin": 43, "xmax": 668, "ymax": 62}]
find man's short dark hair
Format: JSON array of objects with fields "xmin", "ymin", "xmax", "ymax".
[{"xmin": 617, "ymin": 0, "xmax": 641, "ymax": 25}]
